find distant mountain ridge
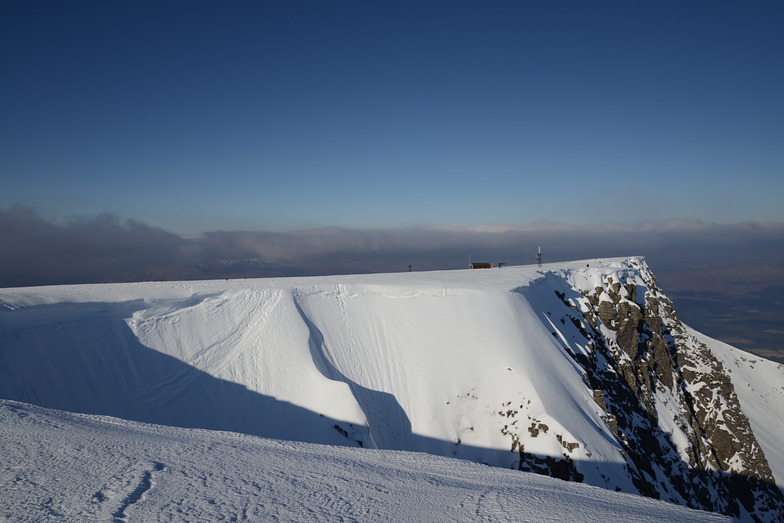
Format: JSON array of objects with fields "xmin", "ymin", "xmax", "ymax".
[{"xmin": 1, "ymin": 257, "xmax": 782, "ymax": 521}]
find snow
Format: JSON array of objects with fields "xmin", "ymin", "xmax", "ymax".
[
  {"xmin": 0, "ymin": 259, "xmax": 630, "ymax": 468},
  {"xmin": 0, "ymin": 399, "xmax": 729, "ymax": 522},
  {"xmin": 0, "ymin": 256, "xmax": 781, "ymax": 520},
  {"xmin": 652, "ymin": 385, "xmax": 693, "ymax": 463}
]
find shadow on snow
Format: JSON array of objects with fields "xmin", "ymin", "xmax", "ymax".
[{"xmin": 1, "ymin": 297, "xmax": 782, "ymax": 520}]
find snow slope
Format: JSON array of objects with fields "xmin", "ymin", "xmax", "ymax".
[
  {"xmin": 1, "ymin": 257, "xmax": 782, "ymax": 520},
  {"xmin": 0, "ymin": 399, "xmax": 729, "ymax": 522},
  {"xmin": 0, "ymin": 259, "xmax": 632, "ymax": 471}
]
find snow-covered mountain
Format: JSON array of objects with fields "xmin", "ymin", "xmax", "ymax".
[{"xmin": 1, "ymin": 257, "xmax": 782, "ymax": 521}]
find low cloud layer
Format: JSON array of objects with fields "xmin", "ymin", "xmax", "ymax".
[
  {"xmin": 3, "ymin": 205, "xmax": 784, "ymax": 286},
  {"xmin": 2, "ymin": 206, "xmax": 783, "ymax": 360},
  {"xmin": 0, "ymin": 206, "xmax": 192, "ymax": 286}
]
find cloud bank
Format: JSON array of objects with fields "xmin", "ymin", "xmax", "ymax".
[{"xmin": 3, "ymin": 205, "xmax": 784, "ymax": 287}]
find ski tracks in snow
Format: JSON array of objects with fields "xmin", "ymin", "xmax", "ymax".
[
  {"xmin": 187, "ymin": 288, "xmax": 284, "ymax": 378},
  {"xmin": 132, "ymin": 288, "xmax": 283, "ymax": 380},
  {"xmin": 472, "ymin": 489, "xmax": 512, "ymax": 522}
]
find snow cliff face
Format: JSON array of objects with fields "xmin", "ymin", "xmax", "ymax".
[{"xmin": 1, "ymin": 257, "xmax": 782, "ymax": 521}]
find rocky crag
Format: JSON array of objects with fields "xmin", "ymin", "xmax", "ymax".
[{"xmin": 516, "ymin": 258, "xmax": 783, "ymax": 521}]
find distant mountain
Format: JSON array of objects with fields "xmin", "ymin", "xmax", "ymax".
[{"xmin": 1, "ymin": 257, "xmax": 782, "ymax": 521}]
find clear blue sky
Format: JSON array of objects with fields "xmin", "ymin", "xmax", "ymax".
[{"xmin": 2, "ymin": 0, "xmax": 783, "ymax": 235}]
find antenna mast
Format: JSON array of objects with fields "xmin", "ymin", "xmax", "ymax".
[{"xmin": 537, "ymin": 246, "xmax": 542, "ymax": 268}]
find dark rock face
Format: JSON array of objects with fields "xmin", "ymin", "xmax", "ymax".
[
  {"xmin": 518, "ymin": 450, "xmax": 584, "ymax": 482},
  {"xmin": 531, "ymin": 259, "xmax": 783, "ymax": 522}
]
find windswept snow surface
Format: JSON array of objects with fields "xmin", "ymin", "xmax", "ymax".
[{"xmin": 0, "ymin": 399, "xmax": 728, "ymax": 522}]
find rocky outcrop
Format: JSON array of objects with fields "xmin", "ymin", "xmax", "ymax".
[{"xmin": 534, "ymin": 259, "xmax": 783, "ymax": 521}]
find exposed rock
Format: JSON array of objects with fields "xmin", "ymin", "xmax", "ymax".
[
  {"xmin": 517, "ymin": 444, "xmax": 585, "ymax": 482},
  {"xmin": 520, "ymin": 261, "xmax": 784, "ymax": 521}
]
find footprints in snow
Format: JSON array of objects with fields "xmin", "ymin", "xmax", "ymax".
[{"xmin": 90, "ymin": 460, "xmax": 165, "ymax": 522}]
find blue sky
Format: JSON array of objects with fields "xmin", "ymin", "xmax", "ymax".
[{"xmin": 2, "ymin": 1, "xmax": 783, "ymax": 235}]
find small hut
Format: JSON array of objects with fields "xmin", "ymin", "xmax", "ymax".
[{"xmin": 468, "ymin": 262, "xmax": 493, "ymax": 269}]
